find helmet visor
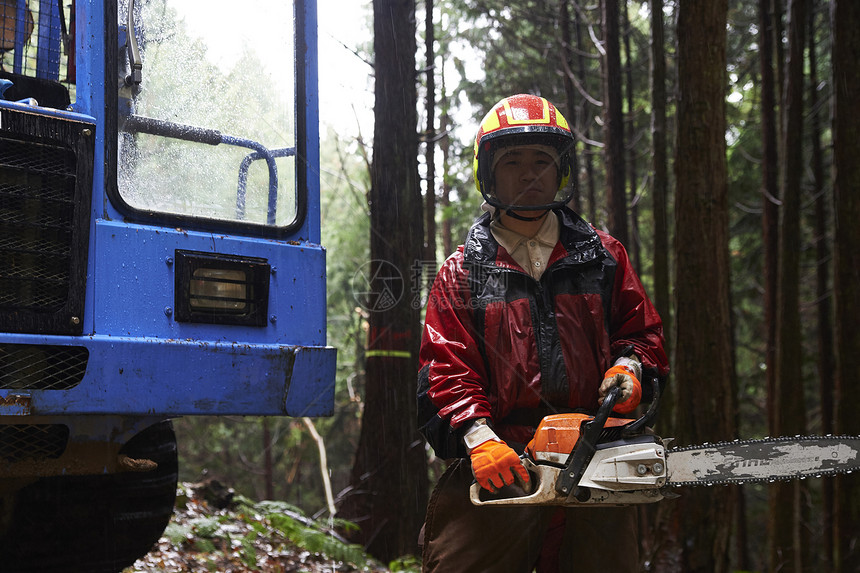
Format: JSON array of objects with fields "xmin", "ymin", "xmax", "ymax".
[{"xmin": 479, "ymin": 134, "xmax": 575, "ymax": 212}]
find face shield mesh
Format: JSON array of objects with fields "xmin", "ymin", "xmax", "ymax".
[{"xmin": 478, "ymin": 133, "xmax": 576, "ymax": 212}]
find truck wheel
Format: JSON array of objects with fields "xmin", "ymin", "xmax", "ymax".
[{"xmin": 0, "ymin": 420, "xmax": 178, "ymax": 573}]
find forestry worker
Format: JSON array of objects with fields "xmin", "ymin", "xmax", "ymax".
[{"xmin": 416, "ymin": 93, "xmax": 670, "ymax": 572}]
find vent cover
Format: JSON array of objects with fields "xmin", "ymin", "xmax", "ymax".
[
  {"xmin": 0, "ymin": 343, "xmax": 88, "ymax": 390},
  {"xmin": 0, "ymin": 424, "xmax": 70, "ymax": 463},
  {"xmin": 0, "ymin": 107, "xmax": 94, "ymax": 334}
]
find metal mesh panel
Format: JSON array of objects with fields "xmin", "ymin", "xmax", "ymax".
[
  {"xmin": 0, "ymin": 136, "xmax": 75, "ymax": 174},
  {"xmin": 0, "ymin": 424, "xmax": 69, "ymax": 462},
  {"xmin": 1, "ymin": 0, "xmax": 72, "ymax": 84},
  {"xmin": 0, "ymin": 137, "xmax": 77, "ymax": 312},
  {"xmin": 0, "ymin": 343, "xmax": 88, "ymax": 390}
]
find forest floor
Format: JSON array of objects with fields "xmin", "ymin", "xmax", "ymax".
[{"xmin": 123, "ymin": 482, "xmax": 411, "ymax": 573}]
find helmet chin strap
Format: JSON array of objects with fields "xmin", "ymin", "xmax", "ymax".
[
  {"xmin": 504, "ymin": 208, "xmax": 550, "ymax": 222},
  {"xmin": 480, "ymin": 182, "xmax": 568, "ymax": 221}
]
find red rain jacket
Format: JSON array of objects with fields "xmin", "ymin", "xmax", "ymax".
[{"xmin": 417, "ymin": 208, "xmax": 669, "ymax": 457}]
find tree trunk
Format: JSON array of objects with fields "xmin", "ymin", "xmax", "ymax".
[
  {"xmin": 602, "ymin": 0, "xmax": 627, "ymax": 246},
  {"xmin": 641, "ymin": 3, "xmax": 674, "ymax": 568},
  {"xmin": 772, "ymin": 0, "xmax": 786, "ymax": 135},
  {"xmin": 759, "ymin": 0, "xmax": 780, "ymax": 445},
  {"xmin": 440, "ymin": 102, "xmax": 452, "ymax": 257},
  {"xmin": 758, "ymin": 2, "xmax": 781, "ymax": 570},
  {"xmin": 423, "ymin": 0, "xmax": 437, "ymax": 270},
  {"xmin": 339, "ymin": 0, "xmax": 428, "ymax": 561},
  {"xmin": 760, "ymin": 2, "xmax": 782, "ymax": 570},
  {"xmin": 649, "ymin": 0, "xmax": 670, "ymax": 385},
  {"xmin": 263, "ymin": 417, "xmax": 274, "ymax": 500},
  {"xmin": 559, "ymin": 0, "xmax": 580, "ymax": 213},
  {"xmin": 672, "ymin": 1, "xmax": 735, "ymax": 571},
  {"xmin": 576, "ymin": 7, "xmax": 598, "ymax": 225},
  {"xmin": 832, "ymin": 1, "xmax": 860, "ymax": 570},
  {"xmin": 808, "ymin": 2, "xmax": 834, "ymax": 570},
  {"xmin": 769, "ymin": 0, "xmax": 807, "ymax": 570},
  {"xmin": 622, "ymin": 1, "xmax": 640, "ymax": 270}
]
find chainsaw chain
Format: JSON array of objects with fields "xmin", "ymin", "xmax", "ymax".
[{"xmin": 666, "ymin": 435, "xmax": 860, "ymax": 488}]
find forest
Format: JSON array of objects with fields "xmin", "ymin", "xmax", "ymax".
[{"xmin": 171, "ymin": 1, "xmax": 860, "ymax": 572}]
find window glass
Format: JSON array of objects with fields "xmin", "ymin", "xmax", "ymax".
[{"xmin": 116, "ymin": 0, "xmax": 297, "ymax": 227}]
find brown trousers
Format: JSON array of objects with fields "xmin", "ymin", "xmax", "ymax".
[{"xmin": 421, "ymin": 460, "xmax": 639, "ymax": 573}]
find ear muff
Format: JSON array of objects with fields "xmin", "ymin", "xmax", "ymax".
[{"xmin": 558, "ymin": 150, "xmax": 572, "ymax": 189}]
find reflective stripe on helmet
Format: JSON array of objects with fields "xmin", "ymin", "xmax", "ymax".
[{"xmin": 503, "ymin": 97, "xmax": 552, "ymax": 125}]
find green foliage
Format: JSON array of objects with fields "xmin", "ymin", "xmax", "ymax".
[
  {"xmin": 189, "ymin": 516, "xmax": 221, "ymax": 539},
  {"xmin": 233, "ymin": 498, "xmax": 368, "ymax": 566},
  {"xmin": 239, "ymin": 531, "xmax": 259, "ymax": 568},
  {"xmin": 388, "ymin": 555, "xmax": 421, "ymax": 572},
  {"xmin": 250, "ymin": 499, "xmax": 305, "ymax": 516},
  {"xmin": 267, "ymin": 513, "xmax": 367, "ymax": 566},
  {"xmin": 445, "ymin": 1, "xmax": 567, "ymax": 108},
  {"xmin": 127, "ymin": 484, "xmax": 385, "ymax": 572},
  {"xmin": 163, "ymin": 521, "xmax": 192, "ymax": 545}
]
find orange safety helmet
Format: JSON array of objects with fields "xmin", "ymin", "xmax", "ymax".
[{"xmin": 473, "ymin": 94, "xmax": 575, "ymax": 212}]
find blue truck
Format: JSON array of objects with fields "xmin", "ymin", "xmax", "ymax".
[{"xmin": 0, "ymin": 0, "xmax": 336, "ymax": 570}]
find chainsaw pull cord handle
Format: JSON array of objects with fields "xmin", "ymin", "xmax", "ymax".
[{"xmin": 555, "ymin": 386, "xmax": 620, "ymax": 500}]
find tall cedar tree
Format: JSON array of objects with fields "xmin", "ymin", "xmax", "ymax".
[
  {"xmin": 623, "ymin": 2, "xmax": 641, "ymax": 270},
  {"xmin": 576, "ymin": 4, "xmax": 598, "ymax": 224},
  {"xmin": 339, "ymin": 0, "xmax": 428, "ymax": 561},
  {"xmin": 558, "ymin": 0, "xmax": 578, "ymax": 211},
  {"xmin": 759, "ymin": 0, "xmax": 780, "ymax": 439},
  {"xmin": 809, "ymin": 2, "xmax": 834, "ymax": 569},
  {"xmin": 672, "ymin": 1, "xmax": 736, "ymax": 571},
  {"xmin": 649, "ymin": 0, "xmax": 670, "ymax": 386},
  {"xmin": 639, "ymin": 1, "xmax": 674, "ymax": 568},
  {"xmin": 602, "ymin": 0, "xmax": 628, "ymax": 247},
  {"xmin": 770, "ymin": 0, "xmax": 807, "ymax": 570},
  {"xmin": 423, "ymin": 0, "xmax": 437, "ymax": 269},
  {"xmin": 758, "ymin": 0, "xmax": 782, "ymax": 570},
  {"xmin": 833, "ymin": 1, "xmax": 860, "ymax": 570}
]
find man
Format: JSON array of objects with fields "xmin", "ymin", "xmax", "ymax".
[{"xmin": 417, "ymin": 94, "xmax": 669, "ymax": 572}]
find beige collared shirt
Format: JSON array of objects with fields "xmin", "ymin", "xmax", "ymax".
[{"xmin": 490, "ymin": 213, "xmax": 560, "ymax": 280}]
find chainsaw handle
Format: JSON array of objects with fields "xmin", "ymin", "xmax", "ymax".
[
  {"xmin": 622, "ymin": 372, "xmax": 661, "ymax": 437},
  {"xmin": 591, "ymin": 385, "xmax": 619, "ymax": 429},
  {"xmin": 554, "ymin": 387, "xmax": 620, "ymax": 499},
  {"xmin": 470, "ymin": 457, "xmax": 543, "ymax": 506},
  {"xmin": 610, "ymin": 343, "xmax": 660, "ymax": 436}
]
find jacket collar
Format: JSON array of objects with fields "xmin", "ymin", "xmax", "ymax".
[{"xmin": 463, "ymin": 207, "xmax": 605, "ymax": 267}]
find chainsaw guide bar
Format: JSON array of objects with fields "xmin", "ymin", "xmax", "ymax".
[{"xmin": 666, "ymin": 435, "xmax": 860, "ymax": 487}]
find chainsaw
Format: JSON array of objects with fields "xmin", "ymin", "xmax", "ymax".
[{"xmin": 470, "ymin": 383, "xmax": 860, "ymax": 507}]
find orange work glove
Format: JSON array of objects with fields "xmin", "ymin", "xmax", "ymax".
[
  {"xmin": 599, "ymin": 360, "xmax": 642, "ymax": 415},
  {"xmin": 470, "ymin": 440, "xmax": 530, "ymax": 493}
]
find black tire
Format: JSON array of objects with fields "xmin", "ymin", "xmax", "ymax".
[{"xmin": 0, "ymin": 420, "xmax": 178, "ymax": 573}]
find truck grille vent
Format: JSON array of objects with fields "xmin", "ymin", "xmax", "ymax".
[
  {"xmin": 0, "ymin": 344, "xmax": 88, "ymax": 390},
  {"xmin": 0, "ymin": 139, "xmax": 77, "ymax": 312},
  {"xmin": 0, "ymin": 424, "xmax": 69, "ymax": 463},
  {"xmin": 0, "ymin": 107, "xmax": 94, "ymax": 334}
]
